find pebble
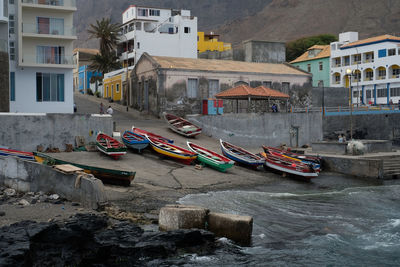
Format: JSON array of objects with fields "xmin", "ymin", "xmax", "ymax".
[{"xmin": 4, "ymin": 188, "xmax": 16, "ymax": 197}]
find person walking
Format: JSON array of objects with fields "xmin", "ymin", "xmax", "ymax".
[
  {"xmin": 99, "ymin": 103, "xmax": 104, "ymax": 114},
  {"xmin": 106, "ymin": 106, "xmax": 113, "ymax": 115}
]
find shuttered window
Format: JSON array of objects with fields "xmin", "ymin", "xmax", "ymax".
[{"xmin": 187, "ymin": 78, "xmax": 198, "ymax": 98}]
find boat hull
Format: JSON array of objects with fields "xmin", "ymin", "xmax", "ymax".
[
  {"xmin": 96, "ymin": 133, "xmax": 127, "ymax": 159},
  {"xmin": 197, "ymin": 156, "xmax": 233, "ymax": 172},
  {"xmin": 0, "ymin": 148, "xmax": 35, "ymax": 161},
  {"xmin": 122, "ymin": 131, "xmax": 149, "ymax": 153},
  {"xmin": 264, "ymin": 160, "xmax": 318, "ymax": 179},
  {"xmin": 147, "ymin": 136, "xmax": 197, "ymax": 165},
  {"xmin": 220, "ymin": 140, "xmax": 264, "ymax": 167},
  {"xmin": 33, "ymin": 152, "xmax": 135, "ymax": 187},
  {"xmin": 164, "ymin": 113, "xmax": 202, "ymax": 137},
  {"xmin": 187, "ymin": 142, "xmax": 233, "ymax": 172}
]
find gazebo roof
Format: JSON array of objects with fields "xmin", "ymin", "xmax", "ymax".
[{"xmin": 215, "ymin": 85, "xmax": 289, "ymax": 100}]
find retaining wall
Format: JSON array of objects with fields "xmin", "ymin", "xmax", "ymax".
[
  {"xmin": 322, "ymin": 155, "xmax": 383, "ymax": 179},
  {"xmin": 188, "ymin": 113, "xmax": 323, "ymax": 148},
  {"xmin": 0, "ymin": 156, "xmax": 108, "ymax": 209},
  {"xmin": 0, "ymin": 113, "xmax": 113, "ymax": 151}
]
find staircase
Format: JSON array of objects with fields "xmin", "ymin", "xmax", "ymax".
[{"xmin": 383, "ymin": 158, "xmax": 400, "ymax": 178}]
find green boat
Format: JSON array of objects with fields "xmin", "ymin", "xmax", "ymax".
[
  {"xmin": 187, "ymin": 141, "xmax": 234, "ymax": 172},
  {"xmin": 33, "ymin": 152, "xmax": 135, "ymax": 187}
]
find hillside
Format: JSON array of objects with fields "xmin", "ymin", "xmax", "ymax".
[{"xmin": 75, "ymin": 0, "xmax": 400, "ymax": 48}]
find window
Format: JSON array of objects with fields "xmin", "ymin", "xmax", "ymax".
[
  {"xmin": 353, "ymin": 91, "xmax": 359, "ymax": 98},
  {"xmin": 9, "ymin": 0, "xmax": 15, "ymax": 4},
  {"xmin": 366, "ymin": 90, "xmax": 372, "ymax": 99},
  {"xmin": 116, "ymin": 83, "xmax": 120, "ymax": 93},
  {"xmin": 318, "ymin": 80, "xmax": 324, "ymax": 87},
  {"xmin": 106, "ymin": 86, "xmax": 109, "ymax": 97},
  {"xmin": 378, "ymin": 49, "xmax": 387, "ymax": 58},
  {"xmin": 36, "ymin": 46, "xmax": 65, "ymax": 64},
  {"xmin": 37, "ymin": 17, "xmax": 64, "ymax": 35},
  {"xmin": 9, "ymin": 14, "xmax": 14, "ymax": 34},
  {"xmin": 353, "ymin": 54, "xmax": 361, "ymax": 63},
  {"xmin": 138, "ymin": 8, "xmax": 148, "ymax": 16},
  {"xmin": 262, "ymin": 81, "xmax": 272, "ymax": 88},
  {"xmin": 392, "ymin": 68, "xmax": 400, "ymax": 77},
  {"xmin": 335, "ymin": 75, "xmax": 340, "ymax": 83},
  {"xmin": 378, "ymin": 68, "xmax": 386, "ymax": 78},
  {"xmin": 187, "ymin": 78, "xmax": 198, "ymax": 98},
  {"xmin": 377, "ymin": 88, "xmax": 387, "ymax": 98},
  {"xmin": 36, "ymin": 73, "xmax": 64, "ymax": 102},
  {"xmin": 307, "ymin": 64, "xmax": 311, "ymax": 72},
  {"xmin": 282, "ymin": 82, "xmax": 290, "ymax": 94},
  {"xmin": 137, "ymin": 42, "xmax": 140, "ymax": 49},
  {"xmin": 390, "ymin": 87, "xmax": 400, "ymax": 97},
  {"xmin": 388, "ymin": 48, "xmax": 396, "ymax": 56},
  {"xmin": 149, "ymin": 9, "xmax": 160, "ymax": 16},
  {"xmin": 344, "ymin": 56, "xmax": 350, "ymax": 66},
  {"xmin": 366, "ymin": 70, "xmax": 373, "ymax": 80},
  {"xmin": 135, "ymin": 22, "xmax": 142, "ymax": 31},
  {"xmin": 9, "ymin": 41, "xmax": 15, "ymax": 60},
  {"xmin": 319, "ymin": 62, "xmax": 323, "ymax": 71},
  {"xmin": 111, "ymin": 85, "xmax": 114, "ymax": 95},
  {"xmin": 208, "ymin": 79, "xmax": 219, "ymax": 98},
  {"xmin": 10, "ymin": 72, "xmax": 15, "ymax": 101},
  {"xmin": 184, "ymin": 27, "xmax": 191, "ymax": 34}
]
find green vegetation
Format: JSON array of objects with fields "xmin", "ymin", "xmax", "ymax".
[
  {"xmin": 286, "ymin": 34, "xmax": 337, "ymax": 62},
  {"xmin": 88, "ymin": 18, "xmax": 122, "ymax": 76}
]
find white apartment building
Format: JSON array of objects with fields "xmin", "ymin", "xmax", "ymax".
[
  {"xmin": 117, "ymin": 5, "xmax": 197, "ymax": 67},
  {"xmin": 8, "ymin": 0, "xmax": 76, "ymax": 113},
  {"xmin": 330, "ymin": 32, "xmax": 400, "ymax": 105}
]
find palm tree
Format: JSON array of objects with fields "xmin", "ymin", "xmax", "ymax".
[{"xmin": 88, "ymin": 18, "xmax": 121, "ymax": 55}]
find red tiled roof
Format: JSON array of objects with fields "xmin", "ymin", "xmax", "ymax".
[
  {"xmin": 341, "ymin": 34, "xmax": 400, "ymax": 48},
  {"xmin": 215, "ymin": 85, "xmax": 289, "ymax": 99}
]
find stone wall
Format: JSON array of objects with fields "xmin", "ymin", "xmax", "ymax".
[
  {"xmin": 323, "ymin": 113, "xmax": 400, "ymax": 141},
  {"xmin": 188, "ymin": 112, "xmax": 323, "ymax": 148},
  {"xmin": 0, "ymin": 51, "xmax": 9, "ymax": 112},
  {"xmin": 0, "ymin": 114, "xmax": 113, "ymax": 151}
]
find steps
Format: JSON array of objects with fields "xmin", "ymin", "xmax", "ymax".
[{"xmin": 383, "ymin": 158, "xmax": 400, "ymax": 177}]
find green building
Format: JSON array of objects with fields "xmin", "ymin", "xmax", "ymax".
[{"xmin": 290, "ymin": 45, "xmax": 330, "ymax": 87}]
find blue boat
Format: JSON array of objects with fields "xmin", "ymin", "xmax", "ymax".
[
  {"xmin": 220, "ymin": 139, "xmax": 264, "ymax": 167},
  {"xmin": 122, "ymin": 130, "xmax": 149, "ymax": 153},
  {"xmin": 0, "ymin": 147, "xmax": 35, "ymax": 161}
]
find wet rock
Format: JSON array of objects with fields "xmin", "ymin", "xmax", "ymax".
[
  {"xmin": 0, "ymin": 211, "xmax": 5, "ymax": 216},
  {"xmin": 0, "ymin": 214, "xmax": 216, "ymax": 266},
  {"xmin": 4, "ymin": 188, "xmax": 16, "ymax": 197},
  {"xmin": 71, "ymin": 202, "xmax": 80, "ymax": 207}
]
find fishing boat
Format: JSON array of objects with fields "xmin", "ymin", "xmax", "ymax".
[
  {"xmin": 33, "ymin": 152, "xmax": 136, "ymax": 186},
  {"xmin": 164, "ymin": 113, "xmax": 202, "ymax": 137},
  {"xmin": 0, "ymin": 147, "xmax": 35, "ymax": 161},
  {"xmin": 122, "ymin": 130, "xmax": 149, "ymax": 153},
  {"xmin": 187, "ymin": 142, "xmax": 234, "ymax": 172},
  {"xmin": 260, "ymin": 151, "xmax": 318, "ymax": 179},
  {"xmin": 132, "ymin": 126, "xmax": 174, "ymax": 144},
  {"xmin": 146, "ymin": 135, "xmax": 197, "ymax": 165},
  {"xmin": 96, "ymin": 133, "xmax": 127, "ymax": 159},
  {"xmin": 220, "ymin": 139, "xmax": 264, "ymax": 167},
  {"xmin": 263, "ymin": 146, "xmax": 321, "ymax": 172}
]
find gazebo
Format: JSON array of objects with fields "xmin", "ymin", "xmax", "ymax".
[{"xmin": 215, "ymin": 85, "xmax": 290, "ymax": 113}]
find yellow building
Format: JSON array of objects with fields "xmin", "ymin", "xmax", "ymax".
[
  {"xmin": 197, "ymin": 32, "xmax": 232, "ymax": 53},
  {"xmin": 103, "ymin": 67, "xmax": 133, "ymax": 102}
]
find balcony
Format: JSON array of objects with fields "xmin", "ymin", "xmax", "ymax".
[
  {"xmin": 377, "ymin": 76, "xmax": 386, "ymax": 80},
  {"xmin": 22, "ymin": 23, "xmax": 76, "ymax": 39},
  {"xmin": 363, "ymin": 59, "xmax": 374, "ymax": 64},
  {"xmin": 21, "ymin": 0, "xmax": 76, "ymax": 11},
  {"xmin": 21, "ymin": 53, "xmax": 73, "ymax": 68}
]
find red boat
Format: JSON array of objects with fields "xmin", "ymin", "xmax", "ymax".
[
  {"xmin": 96, "ymin": 133, "xmax": 127, "ymax": 160},
  {"xmin": 132, "ymin": 126, "xmax": 174, "ymax": 144},
  {"xmin": 164, "ymin": 113, "xmax": 202, "ymax": 137},
  {"xmin": 260, "ymin": 152, "xmax": 318, "ymax": 179}
]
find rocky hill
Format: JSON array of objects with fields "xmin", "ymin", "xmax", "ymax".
[{"xmin": 75, "ymin": 0, "xmax": 400, "ymax": 48}]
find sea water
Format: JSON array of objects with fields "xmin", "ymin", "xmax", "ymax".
[{"xmin": 175, "ymin": 178, "xmax": 400, "ymax": 266}]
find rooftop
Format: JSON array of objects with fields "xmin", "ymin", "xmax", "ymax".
[
  {"xmin": 290, "ymin": 45, "xmax": 330, "ymax": 63},
  {"xmin": 73, "ymin": 48, "xmax": 99, "ymax": 55},
  {"xmin": 150, "ymin": 55, "xmax": 310, "ymax": 76},
  {"xmin": 340, "ymin": 34, "xmax": 400, "ymax": 49},
  {"xmin": 215, "ymin": 85, "xmax": 289, "ymax": 99}
]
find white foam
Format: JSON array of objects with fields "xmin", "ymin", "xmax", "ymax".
[
  {"xmin": 189, "ymin": 254, "xmax": 215, "ymax": 262},
  {"xmin": 389, "ymin": 219, "xmax": 400, "ymax": 228}
]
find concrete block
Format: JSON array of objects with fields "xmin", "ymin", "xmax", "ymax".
[
  {"xmin": 159, "ymin": 205, "xmax": 209, "ymax": 231},
  {"xmin": 208, "ymin": 212, "xmax": 253, "ymax": 246}
]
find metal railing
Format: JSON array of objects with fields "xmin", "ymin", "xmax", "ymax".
[
  {"xmin": 22, "ymin": 23, "xmax": 76, "ymax": 36},
  {"xmin": 21, "ymin": 0, "xmax": 76, "ymax": 8},
  {"xmin": 22, "ymin": 54, "xmax": 73, "ymax": 65},
  {"xmin": 0, "ymin": 39, "xmax": 7, "ymax": 53}
]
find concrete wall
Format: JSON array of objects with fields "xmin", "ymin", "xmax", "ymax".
[
  {"xmin": 0, "ymin": 51, "xmax": 9, "ymax": 112},
  {"xmin": 189, "ymin": 113, "xmax": 323, "ymax": 148},
  {"xmin": 0, "ymin": 113, "xmax": 113, "ymax": 151},
  {"xmin": 323, "ymin": 113, "xmax": 400, "ymax": 141},
  {"xmin": 243, "ymin": 40, "xmax": 286, "ymax": 63},
  {"xmin": 0, "ymin": 155, "xmax": 107, "ymax": 209},
  {"xmin": 312, "ymin": 86, "xmax": 349, "ymax": 107},
  {"xmin": 322, "ymin": 155, "xmax": 383, "ymax": 179}
]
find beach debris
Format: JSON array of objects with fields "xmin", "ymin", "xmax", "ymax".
[
  {"xmin": 75, "ymin": 136, "xmax": 86, "ymax": 147},
  {"xmin": 49, "ymin": 194, "xmax": 60, "ymax": 200},
  {"xmin": 45, "ymin": 147, "xmax": 60, "ymax": 153},
  {"xmin": 347, "ymin": 141, "xmax": 366, "ymax": 155},
  {"xmin": 37, "ymin": 145, "xmax": 44, "ymax": 152},
  {"xmin": 18, "ymin": 199, "xmax": 30, "ymax": 206},
  {"xmin": 4, "ymin": 188, "xmax": 16, "ymax": 197},
  {"xmin": 65, "ymin": 144, "xmax": 74, "ymax": 152},
  {"xmin": 195, "ymin": 164, "xmax": 203, "ymax": 170}
]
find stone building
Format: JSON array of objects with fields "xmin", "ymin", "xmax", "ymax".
[{"xmin": 129, "ymin": 53, "xmax": 311, "ymax": 116}]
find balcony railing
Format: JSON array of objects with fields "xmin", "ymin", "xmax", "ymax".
[
  {"xmin": 22, "ymin": 23, "xmax": 76, "ymax": 36},
  {"xmin": 363, "ymin": 59, "xmax": 374, "ymax": 63},
  {"xmin": 377, "ymin": 76, "xmax": 386, "ymax": 80},
  {"xmin": 364, "ymin": 77, "xmax": 373, "ymax": 81},
  {"xmin": 0, "ymin": 39, "xmax": 7, "ymax": 53},
  {"xmin": 391, "ymin": 74, "xmax": 400, "ymax": 79},
  {"xmin": 21, "ymin": 0, "xmax": 76, "ymax": 8},
  {"xmin": 22, "ymin": 54, "xmax": 73, "ymax": 65}
]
